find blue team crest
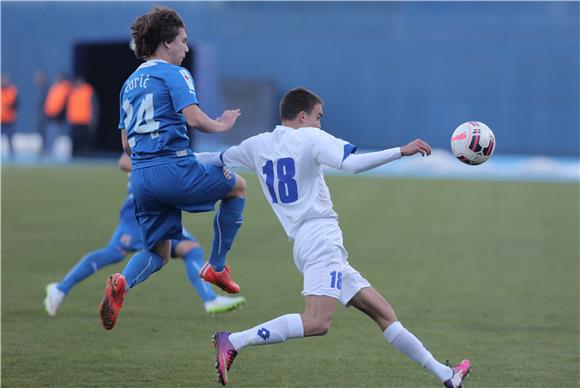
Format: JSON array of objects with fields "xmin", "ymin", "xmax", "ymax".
[
  {"xmin": 179, "ymin": 69, "xmax": 196, "ymax": 94},
  {"xmin": 223, "ymin": 167, "xmax": 232, "ymax": 180},
  {"xmin": 120, "ymin": 234, "xmax": 133, "ymax": 247}
]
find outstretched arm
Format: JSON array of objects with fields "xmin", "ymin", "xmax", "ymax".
[
  {"xmin": 340, "ymin": 139, "xmax": 431, "ymax": 174},
  {"xmin": 195, "ymin": 151, "xmax": 224, "ymax": 166},
  {"xmin": 182, "ymin": 104, "xmax": 241, "ymax": 134},
  {"xmin": 196, "ymin": 138, "xmax": 256, "ymax": 170}
]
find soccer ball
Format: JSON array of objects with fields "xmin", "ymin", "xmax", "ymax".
[{"xmin": 450, "ymin": 121, "xmax": 496, "ymax": 165}]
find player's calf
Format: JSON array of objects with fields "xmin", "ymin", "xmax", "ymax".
[{"xmin": 301, "ymin": 295, "xmax": 337, "ymax": 336}]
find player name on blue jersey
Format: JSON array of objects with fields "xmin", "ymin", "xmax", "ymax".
[{"xmin": 124, "ymin": 74, "xmax": 151, "ymax": 93}]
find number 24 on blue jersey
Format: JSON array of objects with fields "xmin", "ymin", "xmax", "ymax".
[{"xmin": 122, "ymin": 93, "xmax": 160, "ymax": 134}]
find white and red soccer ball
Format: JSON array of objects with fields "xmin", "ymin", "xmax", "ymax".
[{"xmin": 451, "ymin": 121, "xmax": 496, "ymax": 165}]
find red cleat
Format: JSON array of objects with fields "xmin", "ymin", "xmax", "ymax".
[
  {"xmin": 199, "ymin": 262, "xmax": 240, "ymax": 294},
  {"xmin": 99, "ymin": 273, "xmax": 126, "ymax": 330}
]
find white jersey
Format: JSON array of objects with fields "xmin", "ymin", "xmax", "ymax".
[{"xmin": 222, "ymin": 125, "xmax": 356, "ymax": 239}]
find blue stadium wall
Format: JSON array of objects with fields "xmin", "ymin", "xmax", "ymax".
[{"xmin": 2, "ymin": 1, "xmax": 578, "ymax": 156}]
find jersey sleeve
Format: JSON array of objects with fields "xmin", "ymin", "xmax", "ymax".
[
  {"xmin": 118, "ymin": 86, "xmax": 126, "ymax": 130},
  {"xmin": 165, "ymin": 67, "xmax": 199, "ymax": 113},
  {"xmin": 311, "ymin": 129, "xmax": 357, "ymax": 169},
  {"xmin": 221, "ymin": 136, "xmax": 259, "ymax": 170}
]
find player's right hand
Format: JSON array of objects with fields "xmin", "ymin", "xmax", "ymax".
[
  {"xmin": 400, "ymin": 138, "xmax": 432, "ymax": 157},
  {"xmin": 217, "ymin": 109, "xmax": 242, "ymax": 131}
]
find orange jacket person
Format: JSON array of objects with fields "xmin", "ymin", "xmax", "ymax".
[
  {"xmin": 67, "ymin": 78, "xmax": 95, "ymax": 126},
  {"xmin": 43, "ymin": 73, "xmax": 72, "ymax": 158},
  {"xmin": 44, "ymin": 75, "xmax": 71, "ymax": 121},
  {"xmin": 1, "ymin": 73, "xmax": 19, "ymax": 154},
  {"xmin": 67, "ymin": 77, "xmax": 99, "ymax": 156}
]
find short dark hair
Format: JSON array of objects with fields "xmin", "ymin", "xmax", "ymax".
[
  {"xmin": 279, "ymin": 87, "xmax": 323, "ymax": 121},
  {"xmin": 130, "ymin": 6, "xmax": 185, "ymax": 60}
]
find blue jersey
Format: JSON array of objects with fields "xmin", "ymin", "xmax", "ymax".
[{"xmin": 118, "ymin": 59, "xmax": 198, "ymax": 169}]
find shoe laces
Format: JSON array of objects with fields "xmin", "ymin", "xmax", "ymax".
[{"xmin": 226, "ymin": 349, "xmax": 237, "ymax": 369}]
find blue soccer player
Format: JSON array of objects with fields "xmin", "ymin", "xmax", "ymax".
[
  {"xmin": 44, "ymin": 153, "xmax": 246, "ymax": 317},
  {"xmin": 99, "ymin": 6, "xmax": 247, "ymax": 330}
]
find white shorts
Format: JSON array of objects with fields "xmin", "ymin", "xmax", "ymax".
[{"xmin": 292, "ymin": 218, "xmax": 371, "ymax": 306}]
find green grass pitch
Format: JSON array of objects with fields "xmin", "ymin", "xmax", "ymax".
[{"xmin": 2, "ymin": 165, "xmax": 578, "ymax": 387}]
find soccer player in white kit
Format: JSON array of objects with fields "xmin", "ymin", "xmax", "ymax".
[{"xmin": 203, "ymin": 88, "xmax": 471, "ymax": 387}]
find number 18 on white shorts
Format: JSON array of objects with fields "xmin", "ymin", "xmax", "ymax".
[{"xmin": 292, "ymin": 218, "xmax": 371, "ymax": 306}]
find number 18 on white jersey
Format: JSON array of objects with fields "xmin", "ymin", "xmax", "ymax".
[{"xmin": 222, "ymin": 125, "xmax": 356, "ymax": 239}]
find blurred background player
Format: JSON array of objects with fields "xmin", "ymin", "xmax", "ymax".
[
  {"xmin": 43, "ymin": 72, "xmax": 71, "ymax": 157},
  {"xmin": 44, "ymin": 153, "xmax": 246, "ymax": 317},
  {"xmin": 67, "ymin": 76, "xmax": 99, "ymax": 157},
  {"xmin": 201, "ymin": 88, "xmax": 470, "ymax": 387},
  {"xmin": 34, "ymin": 70, "xmax": 50, "ymax": 156},
  {"xmin": 1, "ymin": 73, "xmax": 19, "ymax": 156},
  {"xmin": 100, "ymin": 6, "xmax": 246, "ymax": 330}
]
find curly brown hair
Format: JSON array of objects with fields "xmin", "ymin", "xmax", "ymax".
[{"xmin": 130, "ymin": 6, "xmax": 185, "ymax": 60}]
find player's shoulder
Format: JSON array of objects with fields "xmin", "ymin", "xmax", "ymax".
[
  {"xmin": 298, "ymin": 127, "xmax": 335, "ymax": 142},
  {"xmin": 241, "ymin": 130, "xmax": 274, "ymax": 145},
  {"xmin": 300, "ymin": 127, "xmax": 316, "ymax": 136},
  {"xmin": 160, "ymin": 61, "xmax": 187, "ymax": 72},
  {"xmin": 299, "ymin": 126, "xmax": 327, "ymax": 136},
  {"xmin": 151, "ymin": 62, "xmax": 190, "ymax": 78},
  {"xmin": 230, "ymin": 132, "xmax": 268, "ymax": 154},
  {"xmin": 132, "ymin": 60, "xmax": 185, "ymax": 78}
]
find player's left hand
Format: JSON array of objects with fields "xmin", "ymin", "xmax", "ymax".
[
  {"xmin": 217, "ymin": 109, "xmax": 242, "ymax": 131},
  {"xmin": 400, "ymin": 138, "xmax": 432, "ymax": 157}
]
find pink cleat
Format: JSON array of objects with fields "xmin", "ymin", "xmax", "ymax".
[
  {"xmin": 444, "ymin": 359, "xmax": 471, "ymax": 388},
  {"xmin": 212, "ymin": 331, "xmax": 238, "ymax": 385}
]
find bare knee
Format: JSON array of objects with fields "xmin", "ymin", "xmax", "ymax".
[
  {"xmin": 228, "ymin": 175, "xmax": 246, "ymax": 198},
  {"xmin": 174, "ymin": 240, "xmax": 200, "ymax": 258},
  {"xmin": 153, "ymin": 240, "xmax": 171, "ymax": 264},
  {"xmin": 303, "ymin": 315, "xmax": 333, "ymax": 337},
  {"xmin": 314, "ymin": 318, "xmax": 332, "ymax": 336}
]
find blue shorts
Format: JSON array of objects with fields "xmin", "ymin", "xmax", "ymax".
[
  {"xmin": 131, "ymin": 158, "xmax": 236, "ymax": 251},
  {"xmin": 108, "ymin": 214, "xmax": 197, "ymax": 256}
]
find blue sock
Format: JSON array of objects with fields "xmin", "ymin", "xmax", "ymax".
[
  {"xmin": 122, "ymin": 250, "xmax": 165, "ymax": 291},
  {"xmin": 210, "ymin": 197, "xmax": 245, "ymax": 271},
  {"xmin": 183, "ymin": 247, "xmax": 217, "ymax": 302},
  {"xmin": 58, "ymin": 246, "xmax": 125, "ymax": 294}
]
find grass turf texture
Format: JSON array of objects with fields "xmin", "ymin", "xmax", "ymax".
[{"xmin": 2, "ymin": 165, "xmax": 578, "ymax": 387}]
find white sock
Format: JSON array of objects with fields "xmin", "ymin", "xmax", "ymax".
[
  {"xmin": 228, "ymin": 313, "xmax": 304, "ymax": 351},
  {"xmin": 384, "ymin": 321, "xmax": 453, "ymax": 382}
]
